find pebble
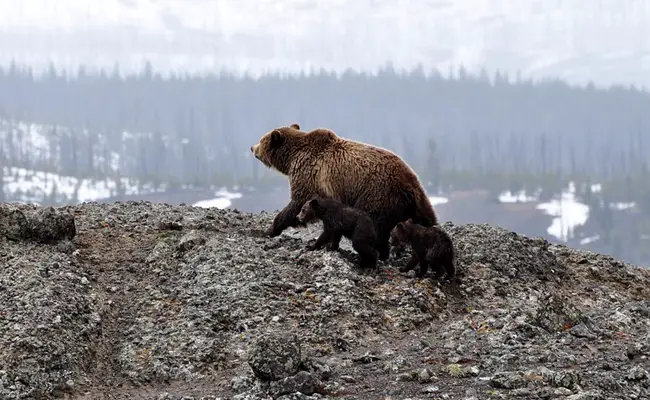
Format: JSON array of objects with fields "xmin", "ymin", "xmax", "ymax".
[
  {"xmin": 418, "ymin": 368, "xmax": 431, "ymax": 383},
  {"xmin": 421, "ymin": 386, "xmax": 439, "ymax": 393}
]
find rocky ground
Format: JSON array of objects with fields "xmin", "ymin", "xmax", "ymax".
[{"xmin": 0, "ymin": 201, "xmax": 649, "ymax": 400}]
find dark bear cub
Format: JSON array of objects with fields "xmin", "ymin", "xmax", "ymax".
[
  {"xmin": 391, "ymin": 220, "xmax": 456, "ymax": 280},
  {"xmin": 297, "ymin": 197, "xmax": 378, "ymax": 271}
]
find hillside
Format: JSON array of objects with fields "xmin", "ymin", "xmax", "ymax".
[
  {"xmin": 1, "ymin": 0, "xmax": 649, "ymax": 89},
  {"xmin": 1, "ymin": 202, "xmax": 649, "ymax": 399}
]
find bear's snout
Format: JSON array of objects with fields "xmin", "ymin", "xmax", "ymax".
[{"xmin": 251, "ymin": 144, "xmax": 259, "ymax": 154}]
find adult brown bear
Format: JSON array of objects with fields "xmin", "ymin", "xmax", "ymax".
[{"xmin": 250, "ymin": 123, "xmax": 438, "ymax": 261}]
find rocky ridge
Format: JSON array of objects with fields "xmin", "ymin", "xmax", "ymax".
[{"xmin": 0, "ymin": 201, "xmax": 649, "ymax": 400}]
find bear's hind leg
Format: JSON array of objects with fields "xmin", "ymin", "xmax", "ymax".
[
  {"xmin": 426, "ymin": 248, "xmax": 455, "ymax": 281},
  {"xmin": 442, "ymin": 254, "xmax": 456, "ymax": 281}
]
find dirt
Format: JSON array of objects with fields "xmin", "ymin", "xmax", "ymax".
[{"xmin": 0, "ymin": 201, "xmax": 649, "ymax": 400}]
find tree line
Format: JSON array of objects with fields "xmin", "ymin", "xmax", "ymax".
[
  {"xmin": 1, "ymin": 60, "xmax": 649, "ymax": 266},
  {"xmin": 1, "ymin": 61, "xmax": 649, "ymax": 181}
]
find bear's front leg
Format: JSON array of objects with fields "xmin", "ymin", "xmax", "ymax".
[
  {"xmin": 399, "ymin": 250, "xmax": 419, "ymax": 273},
  {"xmin": 307, "ymin": 230, "xmax": 332, "ymax": 251},
  {"xmin": 268, "ymin": 200, "xmax": 304, "ymax": 237},
  {"xmin": 326, "ymin": 232, "xmax": 343, "ymax": 251}
]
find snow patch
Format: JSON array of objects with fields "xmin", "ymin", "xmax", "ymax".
[
  {"xmin": 580, "ymin": 235, "xmax": 600, "ymax": 245},
  {"xmin": 0, "ymin": 120, "xmax": 53, "ymax": 162},
  {"xmin": 428, "ymin": 196, "xmax": 449, "ymax": 207},
  {"xmin": 2, "ymin": 166, "xmax": 164, "ymax": 204},
  {"xmin": 536, "ymin": 181, "xmax": 589, "ymax": 242},
  {"xmin": 611, "ymin": 202, "xmax": 635, "ymax": 210},
  {"xmin": 193, "ymin": 188, "xmax": 243, "ymax": 209},
  {"xmin": 498, "ymin": 190, "xmax": 538, "ymax": 203}
]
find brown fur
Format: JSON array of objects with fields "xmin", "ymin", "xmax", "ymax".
[
  {"xmin": 297, "ymin": 197, "xmax": 378, "ymax": 270},
  {"xmin": 391, "ymin": 220, "xmax": 456, "ymax": 280},
  {"xmin": 250, "ymin": 123, "xmax": 438, "ymax": 261}
]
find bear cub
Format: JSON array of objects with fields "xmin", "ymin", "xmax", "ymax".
[
  {"xmin": 391, "ymin": 220, "xmax": 456, "ymax": 281},
  {"xmin": 297, "ymin": 197, "xmax": 378, "ymax": 271}
]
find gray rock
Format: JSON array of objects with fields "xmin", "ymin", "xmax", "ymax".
[
  {"xmin": 27, "ymin": 206, "xmax": 76, "ymax": 243},
  {"xmin": 421, "ymin": 385, "xmax": 439, "ymax": 393},
  {"xmin": 0, "ymin": 204, "xmax": 76, "ymax": 243},
  {"xmin": 177, "ymin": 230, "xmax": 206, "ymax": 252},
  {"xmin": 553, "ymin": 387, "xmax": 573, "ymax": 396},
  {"xmin": 417, "ymin": 368, "xmax": 431, "ymax": 383},
  {"xmin": 232, "ymin": 375, "xmax": 255, "ymax": 393},
  {"xmin": 301, "ymin": 359, "xmax": 331, "ymax": 381},
  {"xmin": 248, "ymin": 333, "xmax": 302, "ymax": 382},
  {"xmin": 397, "ymin": 371, "xmax": 417, "ymax": 382},
  {"xmin": 566, "ymin": 390, "xmax": 604, "ymax": 400},
  {"xmin": 531, "ymin": 293, "xmax": 584, "ymax": 333},
  {"xmin": 0, "ymin": 206, "xmax": 29, "ymax": 240},
  {"xmin": 552, "ymin": 370, "xmax": 581, "ymax": 390},
  {"xmin": 489, "ymin": 371, "xmax": 526, "ymax": 389},
  {"xmin": 626, "ymin": 366, "xmax": 649, "ymax": 381},
  {"xmin": 268, "ymin": 371, "xmax": 323, "ymax": 398}
]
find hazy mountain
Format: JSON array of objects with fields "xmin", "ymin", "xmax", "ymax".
[{"xmin": 0, "ymin": 0, "xmax": 649, "ymax": 88}]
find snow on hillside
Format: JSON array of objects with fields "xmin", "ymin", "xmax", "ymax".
[
  {"xmin": 1, "ymin": 166, "xmax": 149, "ymax": 204},
  {"xmin": 0, "ymin": 118, "xmax": 109, "ymax": 170},
  {"xmin": 0, "ymin": 0, "xmax": 649, "ymax": 88},
  {"xmin": 499, "ymin": 185, "xmax": 590, "ymax": 242},
  {"xmin": 536, "ymin": 182, "xmax": 590, "ymax": 242},
  {"xmin": 0, "ymin": 119, "xmax": 56, "ymax": 161},
  {"xmin": 501, "ymin": 182, "xmax": 638, "ymax": 242},
  {"xmin": 193, "ymin": 188, "xmax": 243, "ymax": 210},
  {"xmin": 0, "ymin": 118, "xmax": 173, "ymax": 179}
]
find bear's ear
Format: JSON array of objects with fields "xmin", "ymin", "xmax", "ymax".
[
  {"xmin": 270, "ymin": 129, "xmax": 284, "ymax": 148},
  {"xmin": 290, "ymin": 123, "xmax": 300, "ymax": 130},
  {"xmin": 309, "ymin": 198, "xmax": 318, "ymax": 207}
]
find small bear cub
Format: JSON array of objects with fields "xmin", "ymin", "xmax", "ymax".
[
  {"xmin": 297, "ymin": 197, "xmax": 378, "ymax": 271},
  {"xmin": 390, "ymin": 220, "xmax": 456, "ymax": 281}
]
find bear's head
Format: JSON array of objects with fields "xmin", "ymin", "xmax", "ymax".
[
  {"xmin": 297, "ymin": 197, "xmax": 320, "ymax": 224},
  {"xmin": 390, "ymin": 219, "xmax": 414, "ymax": 248},
  {"xmin": 251, "ymin": 124, "xmax": 338, "ymax": 175},
  {"xmin": 250, "ymin": 123, "xmax": 302, "ymax": 174}
]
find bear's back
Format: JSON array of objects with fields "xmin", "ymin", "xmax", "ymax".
[{"xmin": 306, "ymin": 135, "xmax": 420, "ymax": 200}]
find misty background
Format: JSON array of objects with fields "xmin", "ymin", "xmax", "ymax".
[{"xmin": 1, "ymin": 0, "xmax": 649, "ymax": 268}]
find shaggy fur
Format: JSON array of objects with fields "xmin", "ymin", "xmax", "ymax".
[
  {"xmin": 297, "ymin": 197, "xmax": 378, "ymax": 270},
  {"xmin": 250, "ymin": 123, "xmax": 437, "ymax": 261},
  {"xmin": 391, "ymin": 220, "xmax": 456, "ymax": 280}
]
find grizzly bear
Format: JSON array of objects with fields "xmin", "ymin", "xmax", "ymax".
[
  {"xmin": 297, "ymin": 197, "xmax": 378, "ymax": 270},
  {"xmin": 390, "ymin": 219, "xmax": 456, "ymax": 280},
  {"xmin": 250, "ymin": 123, "xmax": 438, "ymax": 261}
]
